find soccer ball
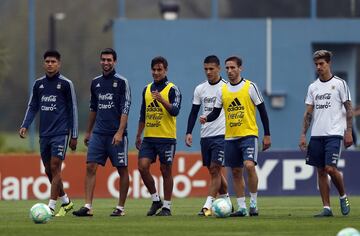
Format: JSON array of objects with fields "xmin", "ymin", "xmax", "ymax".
[
  {"xmin": 29, "ymin": 203, "xmax": 52, "ymax": 224},
  {"xmin": 337, "ymin": 227, "xmax": 360, "ymax": 236},
  {"xmin": 211, "ymin": 198, "xmax": 232, "ymax": 218}
]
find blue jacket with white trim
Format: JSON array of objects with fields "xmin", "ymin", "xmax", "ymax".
[
  {"xmin": 89, "ymin": 70, "xmax": 131, "ymax": 136},
  {"xmin": 21, "ymin": 72, "xmax": 79, "ymax": 138}
]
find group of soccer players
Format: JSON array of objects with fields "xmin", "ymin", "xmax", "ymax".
[{"xmin": 19, "ymin": 48, "xmax": 351, "ymax": 218}]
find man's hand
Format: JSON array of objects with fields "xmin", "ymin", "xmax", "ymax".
[
  {"xmin": 19, "ymin": 127, "xmax": 27, "ymax": 139},
  {"xmin": 262, "ymin": 135, "xmax": 271, "ymax": 151},
  {"xmin": 344, "ymin": 129, "xmax": 353, "ymax": 148},
  {"xmin": 112, "ymin": 131, "xmax": 123, "ymax": 146},
  {"xmin": 84, "ymin": 132, "xmax": 91, "ymax": 147},
  {"xmin": 299, "ymin": 134, "xmax": 307, "ymax": 151},
  {"xmin": 185, "ymin": 133, "xmax": 192, "ymax": 147},
  {"xmin": 199, "ymin": 115, "xmax": 207, "ymax": 124},
  {"xmin": 151, "ymin": 90, "xmax": 164, "ymax": 103},
  {"xmin": 135, "ymin": 135, "xmax": 142, "ymax": 150},
  {"xmin": 69, "ymin": 138, "xmax": 77, "ymax": 151}
]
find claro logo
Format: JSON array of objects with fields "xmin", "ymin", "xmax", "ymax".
[
  {"xmin": 0, "ymin": 160, "xmax": 69, "ymax": 200},
  {"xmin": 108, "ymin": 157, "xmax": 206, "ymax": 198}
]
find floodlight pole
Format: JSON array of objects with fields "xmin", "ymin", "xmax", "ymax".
[
  {"xmin": 211, "ymin": 0, "xmax": 218, "ymax": 20},
  {"xmin": 119, "ymin": 0, "xmax": 126, "ymax": 18},
  {"xmin": 49, "ymin": 13, "xmax": 66, "ymax": 50},
  {"xmin": 49, "ymin": 14, "xmax": 56, "ymax": 50},
  {"xmin": 28, "ymin": 0, "xmax": 36, "ymax": 151},
  {"xmin": 310, "ymin": 0, "xmax": 317, "ymax": 19}
]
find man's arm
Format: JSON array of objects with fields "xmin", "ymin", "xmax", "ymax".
[
  {"xmin": 185, "ymin": 104, "xmax": 201, "ymax": 147},
  {"xmin": 299, "ymin": 104, "xmax": 314, "ymax": 151},
  {"xmin": 113, "ymin": 79, "xmax": 131, "ymax": 145},
  {"xmin": 257, "ymin": 103, "xmax": 271, "ymax": 151},
  {"xmin": 66, "ymin": 80, "xmax": 79, "ymax": 150},
  {"xmin": 113, "ymin": 114, "xmax": 128, "ymax": 145},
  {"xmin": 186, "ymin": 104, "xmax": 201, "ymax": 134},
  {"xmin": 152, "ymin": 85, "xmax": 181, "ymax": 116},
  {"xmin": 344, "ymin": 100, "xmax": 353, "ymax": 148},
  {"xmin": 84, "ymin": 111, "xmax": 96, "ymax": 146},
  {"xmin": 136, "ymin": 88, "xmax": 147, "ymax": 150},
  {"xmin": 135, "ymin": 121, "xmax": 145, "ymax": 150},
  {"xmin": 199, "ymin": 107, "xmax": 222, "ymax": 124},
  {"xmin": 139, "ymin": 88, "xmax": 146, "ymax": 123},
  {"xmin": 19, "ymin": 82, "xmax": 39, "ymax": 138}
]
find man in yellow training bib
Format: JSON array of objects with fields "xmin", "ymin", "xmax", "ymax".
[
  {"xmin": 200, "ymin": 56, "xmax": 271, "ymax": 217},
  {"xmin": 136, "ymin": 56, "xmax": 182, "ymax": 216}
]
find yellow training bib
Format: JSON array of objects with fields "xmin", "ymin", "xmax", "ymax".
[
  {"xmin": 144, "ymin": 82, "xmax": 176, "ymax": 139},
  {"xmin": 221, "ymin": 80, "xmax": 258, "ymax": 139}
]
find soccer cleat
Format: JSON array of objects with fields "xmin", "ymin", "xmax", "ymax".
[
  {"xmin": 249, "ymin": 200, "xmax": 259, "ymax": 216},
  {"xmin": 230, "ymin": 208, "xmax": 247, "ymax": 217},
  {"xmin": 198, "ymin": 207, "xmax": 212, "ymax": 216},
  {"xmin": 249, "ymin": 207, "xmax": 259, "ymax": 216},
  {"xmin": 49, "ymin": 207, "xmax": 55, "ymax": 217},
  {"xmin": 147, "ymin": 200, "xmax": 163, "ymax": 216},
  {"xmin": 72, "ymin": 207, "xmax": 93, "ymax": 217},
  {"xmin": 55, "ymin": 201, "xmax": 74, "ymax": 217},
  {"xmin": 156, "ymin": 208, "xmax": 172, "ymax": 216},
  {"xmin": 340, "ymin": 197, "xmax": 350, "ymax": 215},
  {"xmin": 314, "ymin": 208, "xmax": 333, "ymax": 217},
  {"xmin": 110, "ymin": 208, "xmax": 125, "ymax": 217}
]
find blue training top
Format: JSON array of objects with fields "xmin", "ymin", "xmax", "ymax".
[
  {"xmin": 90, "ymin": 70, "xmax": 131, "ymax": 136},
  {"xmin": 21, "ymin": 72, "xmax": 78, "ymax": 139}
]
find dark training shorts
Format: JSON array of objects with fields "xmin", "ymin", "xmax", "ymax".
[
  {"xmin": 306, "ymin": 136, "xmax": 342, "ymax": 168},
  {"xmin": 224, "ymin": 136, "xmax": 258, "ymax": 168},
  {"xmin": 87, "ymin": 133, "xmax": 128, "ymax": 167},
  {"xmin": 40, "ymin": 135, "xmax": 69, "ymax": 163},
  {"xmin": 138, "ymin": 140, "xmax": 176, "ymax": 165},
  {"xmin": 200, "ymin": 135, "xmax": 225, "ymax": 167}
]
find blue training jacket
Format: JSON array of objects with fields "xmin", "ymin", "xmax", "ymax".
[
  {"xmin": 90, "ymin": 70, "xmax": 131, "ymax": 136},
  {"xmin": 21, "ymin": 72, "xmax": 78, "ymax": 139}
]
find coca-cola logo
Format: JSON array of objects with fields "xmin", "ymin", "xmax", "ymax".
[
  {"xmin": 315, "ymin": 93, "xmax": 331, "ymax": 100},
  {"xmin": 98, "ymin": 93, "xmax": 113, "ymax": 101},
  {"xmin": 41, "ymin": 95, "xmax": 57, "ymax": 102}
]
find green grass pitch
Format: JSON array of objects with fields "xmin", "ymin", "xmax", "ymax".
[{"xmin": 0, "ymin": 197, "xmax": 359, "ymax": 236}]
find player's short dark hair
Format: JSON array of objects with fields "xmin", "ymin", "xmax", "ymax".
[
  {"xmin": 151, "ymin": 56, "xmax": 168, "ymax": 69},
  {"xmin": 313, "ymin": 50, "xmax": 332, "ymax": 63},
  {"xmin": 101, "ymin": 48, "xmax": 117, "ymax": 61},
  {"xmin": 43, "ymin": 50, "xmax": 61, "ymax": 60},
  {"xmin": 204, "ymin": 55, "xmax": 220, "ymax": 65},
  {"xmin": 225, "ymin": 56, "xmax": 242, "ymax": 67}
]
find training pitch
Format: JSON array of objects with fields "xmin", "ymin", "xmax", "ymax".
[{"xmin": 0, "ymin": 197, "xmax": 359, "ymax": 236}]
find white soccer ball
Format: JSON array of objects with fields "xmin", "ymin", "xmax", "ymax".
[
  {"xmin": 211, "ymin": 198, "xmax": 232, "ymax": 218},
  {"xmin": 337, "ymin": 227, "xmax": 360, "ymax": 236},
  {"xmin": 29, "ymin": 203, "xmax": 52, "ymax": 224}
]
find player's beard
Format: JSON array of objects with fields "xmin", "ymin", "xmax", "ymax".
[{"xmin": 103, "ymin": 65, "xmax": 114, "ymax": 73}]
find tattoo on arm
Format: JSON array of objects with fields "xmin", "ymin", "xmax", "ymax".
[
  {"xmin": 301, "ymin": 110, "xmax": 313, "ymax": 135},
  {"xmin": 344, "ymin": 101, "xmax": 353, "ymax": 131}
]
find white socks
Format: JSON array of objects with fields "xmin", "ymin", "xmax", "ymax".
[
  {"xmin": 48, "ymin": 199, "xmax": 57, "ymax": 210},
  {"xmin": 236, "ymin": 197, "xmax": 246, "ymax": 209},
  {"xmin": 250, "ymin": 192, "xmax": 257, "ymax": 204},
  {"xmin": 151, "ymin": 193, "xmax": 161, "ymax": 202},
  {"xmin": 116, "ymin": 205, "xmax": 124, "ymax": 211},
  {"xmin": 85, "ymin": 203, "xmax": 92, "ymax": 209},
  {"xmin": 163, "ymin": 200, "xmax": 172, "ymax": 210},
  {"xmin": 59, "ymin": 194, "xmax": 70, "ymax": 205},
  {"xmin": 204, "ymin": 196, "xmax": 215, "ymax": 209}
]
